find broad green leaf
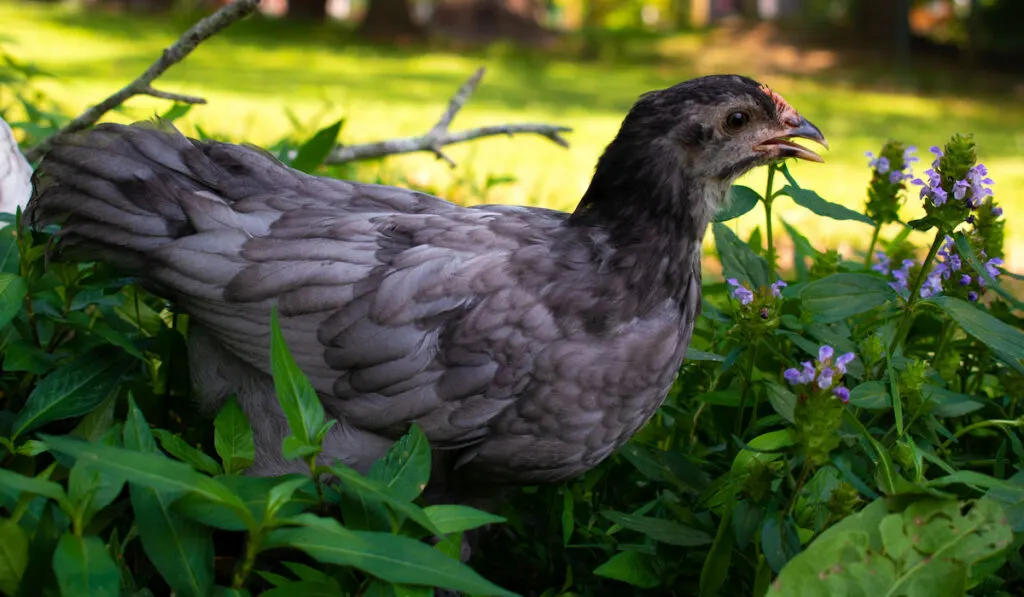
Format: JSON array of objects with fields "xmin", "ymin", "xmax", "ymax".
[
  {"xmin": 263, "ymin": 580, "xmax": 343, "ymax": 597},
  {"xmin": 732, "ymin": 500, "xmax": 764, "ymax": 551},
  {"xmin": 0, "ymin": 225, "xmax": 18, "ymax": 274},
  {"xmin": 367, "ymin": 425, "xmax": 430, "ymax": 502},
  {"xmin": 926, "ymin": 471, "xmax": 1024, "ymax": 496},
  {"xmin": 849, "ymin": 380, "xmax": 890, "ymax": 409},
  {"xmin": 800, "ymin": 273, "xmax": 899, "ymax": 323},
  {"xmin": 699, "ymin": 510, "xmax": 734, "ymax": 597},
  {"xmin": 266, "ymin": 514, "xmax": 515, "ymax": 596},
  {"xmin": 325, "ymin": 463, "xmax": 439, "ymax": 536},
  {"xmin": 0, "ymin": 468, "xmax": 71, "ymax": 513},
  {"xmin": 0, "ymin": 518, "xmax": 28, "ymax": 596},
  {"xmin": 266, "ymin": 477, "xmax": 312, "ymax": 520},
  {"xmin": 780, "ymin": 218, "xmax": 816, "ymax": 281},
  {"xmin": 713, "ymin": 222, "xmax": 769, "ymax": 290},
  {"xmin": 730, "ymin": 429, "xmax": 794, "ymax": 474},
  {"xmin": 123, "ymin": 398, "xmax": 214, "ymax": 597},
  {"xmin": 760, "ymin": 504, "xmax": 801, "ymax": 573},
  {"xmin": 12, "ymin": 350, "xmax": 134, "ymax": 438},
  {"xmin": 593, "ymin": 550, "xmax": 659, "ymax": 588},
  {"xmin": 67, "ymin": 431, "xmax": 126, "ymax": 526},
  {"xmin": 713, "ymin": 185, "xmax": 760, "ymax": 222},
  {"xmin": 927, "ymin": 295, "xmax": 1024, "ymax": 364},
  {"xmin": 159, "ymin": 103, "xmax": 193, "ymax": 122},
  {"xmin": 290, "ymin": 118, "xmax": 344, "ymax": 173},
  {"xmin": 600, "ymin": 510, "xmax": 712, "ymax": 547},
  {"xmin": 922, "ymin": 385, "xmax": 985, "ymax": 418},
  {"xmin": 175, "ymin": 475, "xmax": 314, "ymax": 532},
  {"xmin": 70, "ymin": 392, "xmax": 118, "ymax": 442},
  {"xmin": 765, "ymin": 381, "xmax": 795, "ymax": 423},
  {"xmin": 0, "ymin": 273, "xmax": 26, "ymax": 329},
  {"xmin": 423, "ymin": 505, "xmax": 506, "ymax": 536},
  {"xmin": 561, "ymin": 490, "xmax": 574, "ymax": 545},
  {"xmin": 270, "ymin": 307, "xmax": 326, "ymax": 451},
  {"xmin": 213, "ymin": 397, "xmax": 255, "ymax": 475},
  {"xmin": 685, "ymin": 348, "xmax": 725, "ymax": 362},
  {"xmin": 51, "ymin": 533, "xmax": 120, "ymax": 597},
  {"xmin": 694, "ymin": 389, "xmax": 741, "ymax": 406},
  {"xmin": 41, "ymin": 434, "xmax": 255, "ymax": 531},
  {"xmin": 778, "ymin": 185, "xmax": 875, "ymax": 226},
  {"xmin": 153, "ymin": 429, "xmax": 223, "ymax": 476}
]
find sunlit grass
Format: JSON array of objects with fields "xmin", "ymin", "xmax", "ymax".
[{"xmin": 3, "ymin": 0, "xmax": 1023, "ymax": 269}]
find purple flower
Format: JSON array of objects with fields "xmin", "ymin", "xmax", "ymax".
[
  {"xmin": 966, "ymin": 163, "xmax": 994, "ymax": 207},
  {"xmin": 727, "ymin": 278, "xmax": 754, "ymax": 305},
  {"xmin": 799, "ymin": 361, "xmax": 816, "ymax": 384},
  {"xmin": 992, "ymin": 206, "xmax": 1003, "ymax": 217},
  {"xmin": 953, "ymin": 179, "xmax": 969, "ymax": 201},
  {"xmin": 833, "ymin": 386, "xmax": 850, "ymax": 403},
  {"xmin": 771, "ymin": 279, "xmax": 787, "ymax": 298},
  {"xmin": 866, "ymin": 151, "xmax": 890, "ymax": 174},
  {"xmin": 920, "ymin": 271, "xmax": 943, "ymax": 298},
  {"xmin": 818, "ymin": 345, "xmax": 834, "ymax": 363},
  {"xmin": 903, "ymin": 146, "xmax": 919, "ymax": 165},
  {"xmin": 929, "ymin": 146, "xmax": 943, "ymax": 167},
  {"xmin": 960, "ymin": 274, "xmax": 972, "ymax": 286},
  {"xmin": 968, "ymin": 291, "xmax": 979, "ymax": 302},
  {"xmin": 835, "ymin": 352, "xmax": 855, "ymax": 374},
  {"xmin": 872, "ymin": 251, "xmax": 891, "ymax": 275},
  {"xmin": 890, "ymin": 259, "xmax": 915, "ymax": 293},
  {"xmin": 966, "ymin": 214, "xmax": 976, "ymax": 224},
  {"xmin": 817, "ymin": 367, "xmax": 835, "ymax": 389},
  {"xmin": 931, "ymin": 186, "xmax": 948, "ymax": 207},
  {"xmin": 985, "ymin": 257, "xmax": 1003, "ymax": 279}
]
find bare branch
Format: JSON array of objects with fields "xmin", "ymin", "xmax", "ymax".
[
  {"xmin": 141, "ymin": 86, "xmax": 207, "ymax": 105},
  {"xmin": 325, "ymin": 68, "xmax": 572, "ymax": 167},
  {"xmin": 24, "ymin": 0, "xmax": 260, "ymax": 161}
]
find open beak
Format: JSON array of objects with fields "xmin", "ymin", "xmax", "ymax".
[{"xmin": 754, "ymin": 116, "xmax": 829, "ymax": 163}]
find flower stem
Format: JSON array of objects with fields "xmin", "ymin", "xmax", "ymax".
[
  {"xmin": 232, "ymin": 530, "xmax": 263, "ymax": 589},
  {"xmin": 736, "ymin": 342, "xmax": 760, "ymax": 437},
  {"xmin": 889, "ymin": 231, "xmax": 945, "ymax": 354},
  {"xmin": 938, "ymin": 419, "xmax": 1023, "ymax": 452},
  {"xmin": 764, "ymin": 164, "xmax": 777, "ymax": 277},
  {"xmin": 864, "ymin": 225, "xmax": 881, "ymax": 270}
]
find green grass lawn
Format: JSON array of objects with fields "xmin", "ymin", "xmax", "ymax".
[{"xmin": 3, "ymin": 0, "xmax": 1023, "ymax": 271}]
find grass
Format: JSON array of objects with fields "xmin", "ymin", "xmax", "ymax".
[{"xmin": 3, "ymin": 1, "xmax": 1023, "ymax": 271}]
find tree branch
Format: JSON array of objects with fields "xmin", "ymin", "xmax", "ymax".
[
  {"xmin": 24, "ymin": 0, "xmax": 260, "ymax": 162},
  {"xmin": 325, "ymin": 67, "xmax": 572, "ymax": 167}
]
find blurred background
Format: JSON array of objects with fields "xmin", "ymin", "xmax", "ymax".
[{"xmin": 2, "ymin": 0, "xmax": 1022, "ymax": 271}]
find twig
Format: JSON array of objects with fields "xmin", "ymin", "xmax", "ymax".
[
  {"xmin": 24, "ymin": 0, "xmax": 260, "ymax": 162},
  {"xmin": 325, "ymin": 67, "xmax": 572, "ymax": 167}
]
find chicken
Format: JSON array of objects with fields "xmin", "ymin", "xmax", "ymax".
[
  {"xmin": 25, "ymin": 75, "xmax": 826, "ymax": 494},
  {"xmin": 0, "ymin": 116, "xmax": 32, "ymax": 215}
]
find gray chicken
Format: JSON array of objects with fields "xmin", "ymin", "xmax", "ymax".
[{"xmin": 25, "ymin": 74, "xmax": 825, "ymax": 495}]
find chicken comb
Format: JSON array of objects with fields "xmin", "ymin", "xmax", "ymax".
[{"xmin": 759, "ymin": 83, "xmax": 799, "ymax": 123}]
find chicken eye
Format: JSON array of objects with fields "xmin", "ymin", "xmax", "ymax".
[{"xmin": 724, "ymin": 111, "xmax": 750, "ymax": 131}]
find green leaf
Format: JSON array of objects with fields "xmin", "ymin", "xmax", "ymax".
[
  {"xmin": 266, "ymin": 514, "xmax": 515, "ymax": 596},
  {"xmin": 290, "ymin": 119, "xmax": 344, "ymax": 173},
  {"xmin": 713, "ymin": 223, "xmax": 769, "ymax": 290},
  {"xmin": 0, "ymin": 468, "xmax": 72, "ymax": 513},
  {"xmin": 367, "ymin": 425, "xmax": 430, "ymax": 502},
  {"xmin": 600, "ymin": 511, "xmax": 713, "ymax": 547},
  {"xmin": 800, "ymin": 273, "xmax": 899, "ymax": 323},
  {"xmin": 123, "ymin": 398, "xmax": 214, "ymax": 597},
  {"xmin": 153, "ymin": 429, "xmax": 223, "ymax": 476},
  {"xmin": 41, "ymin": 434, "xmax": 255, "ymax": 531},
  {"xmin": 780, "ymin": 218, "xmax": 816, "ymax": 281},
  {"xmin": 926, "ymin": 471, "xmax": 1024, "ymax": 496},
  {"xmin": 699, "ymin": 510, "xmax": 734, "ymax": 597},
  {"xmin": 760, "ymin": 504, "xmax": 801, "ymax": 573},
  {"xmin": 922, "ymin": 385, "xmax": 985, "ymax": 417},
  {"xmin": 849, "ymin": 380, "xmax": 890, "ymax": 409},
  {"xmin": 67, "ymin": 433, "xmax": 126, "ymax": 526},
  {"xmin": 51, "ymin": 533, "xmax": 120, "ymax": 597},
  {"xmin": 423, "ymin": 505, "xmax": 506, "ymax": 535},
  {"xmin": 778, "ymin": 185, "xmax": 875, "ymax": 226},
  {"xmin": 0, "ymin": 518, "xmax": 28, "ymax": 596},
  {"xmin": 266, "ymin": 477, "xmax": 313, "ymax": 520},
  {"xmin": 213, "ymin": 397, "xmax": 255, "ymax": 475},
  {"xmin": 694, "ymin": 389, "xmax": 741, "ymax": 407},
  {"xmin": 325, "ymin": 463, "xmax": 440, "ymax": 536},
  {"xmin": 685, "ymin": 348, "xmax": 725, "ymax": 362},
  {"xmin": 12, "ymin": 350, "xmax": 134, "ymax": 438},
  {"xmin": 732, "ymin": 500, "xmax": 764, "ymax": 551},
  {"xmin": 175, "ymin": 475, "xmax": 314, "ymax": 532},
  {"xmin": 927, "ymin": 295, "xmax": 1024, "ymax": 364},
  {"xmin": 263, "ymin": 580, "xmax": 344, "ymax": 597},
  {"xmin": 0, "ymin": 273, "xmax": 26, "ymax": 329},
  {"xmin": 593, "ymin": 550, "xmax": 659, "ymax": 588},
  {"xmin": 159, "ymin": 103, "xmax": 193, "ymax": 122},
  {"xmin": 270, "ymin": 307, "xmax": 326, "ymax": 452},
  {"xmin": 765, "ymin": 381, "xmax": 796, "ymax": 423},
  {"xmin": 561, "ymin": 489, "xmax": 574, "ymax": 545},
  {"xmin": 713, "ymin": 185, "xmax": 760, "ymax": 222}
]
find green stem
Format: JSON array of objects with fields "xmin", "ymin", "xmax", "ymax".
[
  {"xmin": 232, "ymin": 530, "xmax": 263, "ymax": 589},
  {"xmin": 736, "ymin": 342, "xmax": 760, "ymax": 437},
  {"xmin": 938, "ymin": 419, "xmax": 1022, "ymax": 452},
  {"xmin": 864, "ymin": 224, "xmax": 881, "ymax": 270},
  {"xmin": 933, "ymin": 320, "xmax": 956, "ymax": 366},
  {"xmin": 764, "ymin": 165, "xmax": 777, "ymax": 277},
  {"xmin": 889, "ymin": 232, "xmax": 946, "ymax": 354}
]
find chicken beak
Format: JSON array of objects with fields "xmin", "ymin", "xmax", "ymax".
[{"xmin": 754, "ymin": 116, "xmax": 829, "ymax": 163}]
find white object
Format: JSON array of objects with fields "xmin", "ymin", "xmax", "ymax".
[{"xmin": 0, "ymin": 116, "xmax": 32, "ymax": 215}]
